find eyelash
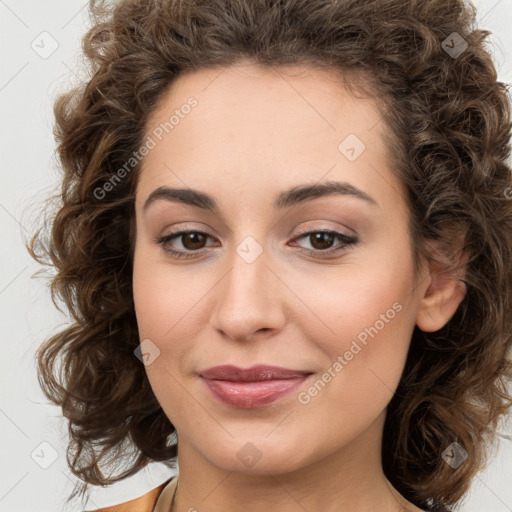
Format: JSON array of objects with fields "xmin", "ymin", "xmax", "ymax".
[{"xmin": 155, "ymin": 227, "xmax": 358, "ymax": 259}]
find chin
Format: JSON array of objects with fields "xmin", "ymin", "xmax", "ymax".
[{"xmin": 197, "ymin": 435, "xmax": 311, "ymax": 475}]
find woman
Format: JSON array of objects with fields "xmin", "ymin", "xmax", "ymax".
[{"xmin": 27, "ymin": 0, "xmax": 512, "ymax": 511}]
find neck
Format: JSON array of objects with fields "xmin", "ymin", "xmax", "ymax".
[{"xmin": 170, "ymin": 411, "xmax": 421, "ymax": 512}]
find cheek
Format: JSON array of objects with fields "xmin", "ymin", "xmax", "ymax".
[
  {"xmin": 132, "ymin": 246, "xmax": 204, "ymax": 424},
  {"xmin": 132, "ymin": 241, "xmax": 206, "ymax": 339},
  {"xmin": 289, "ymin": 248, "xmax": 417, "ymax": 406},
  {"xmin": 132, "ymin": 245, "xmax": 215, "ymax": 404}
]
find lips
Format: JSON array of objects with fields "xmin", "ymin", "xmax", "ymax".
[
  {"xmin": 199, "ymin": 365, "xmax": 313, "ymax": 408},
  {"xmin": 199, "ymin": 364, "xmax": 312, "ymax": 381}
]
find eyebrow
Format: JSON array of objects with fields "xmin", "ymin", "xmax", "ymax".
[{"xmin": 142, "ymin": 180, "xmax": 379, "ymax": 213}]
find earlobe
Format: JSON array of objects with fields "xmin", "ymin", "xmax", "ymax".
[{"xmin": 415, "ymin": 240, "xmax": 468, "ymax": 333}]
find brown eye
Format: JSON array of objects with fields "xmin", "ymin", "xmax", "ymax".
[
  {"xmin": 291, "ymin": 229, "xmax": 358, "ymax": 257},
  {"xmin": 156, "ymin": 228, "xmax": 358, "ymax": 260},
  {"xmin": 180, "ymin": 232, "xmax": 208, "ymax": 250},
  {"xmin": 156, "ymin": 230, "xmax": 216, "ymax": 258},
  {"xmin": 307, "ymin": 232, "xmax": 336, "ymax": 250}
]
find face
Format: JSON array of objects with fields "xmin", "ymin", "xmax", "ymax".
[{"xmin": 132, "ymin": 62, "xmax": 427, "ymax": 475}]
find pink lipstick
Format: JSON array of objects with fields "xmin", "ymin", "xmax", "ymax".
[{"xmin": 199, "ymin": 364, "xmax": 313, "ymax": 409}]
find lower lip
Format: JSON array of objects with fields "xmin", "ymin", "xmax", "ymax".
[{"xmin": 201, "ymin": 376, "xmax": 311, "ymax": 409}]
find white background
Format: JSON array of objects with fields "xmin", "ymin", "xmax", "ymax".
[{"xmin": 1, "ymin": 0, "xmax": 511, "ymax": 511}]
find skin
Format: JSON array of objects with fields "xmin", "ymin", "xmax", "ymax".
[{"xmin": 132, "ymin": 61, "xmax": 467, "ymax": 512}]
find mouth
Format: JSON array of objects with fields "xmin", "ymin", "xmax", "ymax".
[{"xmin": 199, "ymin": 364, "xmax": 314, "ymax": 409}]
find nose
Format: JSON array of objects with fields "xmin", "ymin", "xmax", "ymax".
[{"xmin": 209, "ymin": 240, "xmax": 286, "ymax": 343}]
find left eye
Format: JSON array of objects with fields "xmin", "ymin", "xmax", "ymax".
[
  {"xmin": 156, "ymin": 229, "xmax": 358, "ymax": 259},
  {"xmin": 291, "ymin": 229, "xmax": 358, "ymax": 256}
]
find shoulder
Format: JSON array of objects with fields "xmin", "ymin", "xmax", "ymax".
[{"xmin": 92, "ymin": 479, "xmax": 171, "ymax": 512}]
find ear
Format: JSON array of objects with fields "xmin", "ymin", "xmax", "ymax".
[{"xmin": 415, "ymin": 238, "xmax": 468, "ymax": 333}]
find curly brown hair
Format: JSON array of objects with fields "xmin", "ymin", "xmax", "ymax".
[{"xmin": 26, "ymin": 0, "xmax": 512, "ymax": 510}]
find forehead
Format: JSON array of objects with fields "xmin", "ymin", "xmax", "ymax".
[
  {"xmin": 136, "ymin": 62, "xmax": 406, "ymax": 213},
  {"xmin": 145, "ymin": 62, "xmax": 384, "ymax": 143}
]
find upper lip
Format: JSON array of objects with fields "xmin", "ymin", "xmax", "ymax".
[{"xmin": 199, "ymin": 364, "xmax": 313, "ymax": 382}]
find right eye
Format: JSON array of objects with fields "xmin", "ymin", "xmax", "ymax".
[{"xmin": 156, "ymin": 230, "xmax": 219, "ymax": 258}]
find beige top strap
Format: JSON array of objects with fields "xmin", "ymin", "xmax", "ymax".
[{"xmin": 153, "ymin": 477, "xmax": 178, "ymax": 512}]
